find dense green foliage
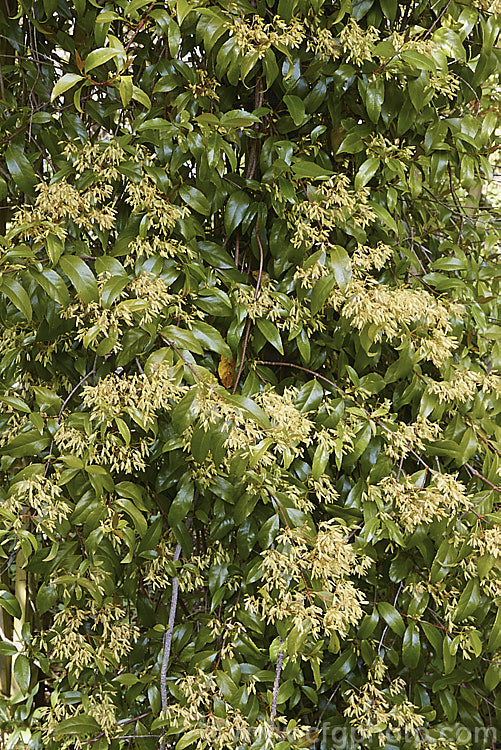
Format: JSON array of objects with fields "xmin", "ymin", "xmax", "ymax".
[{"xmin": 0, "ymin": 0, "xmax": 500, "ymax": 748}]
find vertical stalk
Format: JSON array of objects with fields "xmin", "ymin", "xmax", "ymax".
[
  {"xmin": 11, "ymin": 550, "xmax": 27, "ymax": 695},
  {"xmin": 0, "ymin": 571, "xmax": 12, "ymax": 696}
]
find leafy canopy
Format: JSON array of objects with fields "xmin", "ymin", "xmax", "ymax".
[{"xmin": 0, "ymin": 0, "xmax": 500, "ymax": 749}]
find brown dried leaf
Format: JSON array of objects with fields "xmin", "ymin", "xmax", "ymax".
[{"xmin": 218, "ymin": 356, "xmax": 235, "ymax": 389}]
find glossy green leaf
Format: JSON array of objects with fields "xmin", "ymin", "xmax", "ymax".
[
  {"xmin": 330, "ymin": 245, "xmax": 352, "ymax": 291},
  {"xmin": 256, "ymin": 318, "xmax": 284, "ymax": 354},
  {"xmin": 59, "ymin": 255, "xmax": 99, "ymax": 303},
  {"xmin": 365, "ymin": 76, "xmax": 384, "ymax": 122},
  {"xmin": 84, "ymin": 47, "xmax": 120, "ymax": 72},
  {"xmin": 455, "ymin": 578, "xmax": 481, "ymax": 621},
  {"xmin": 402, "ymin": 622, "xmax": 420, "ymax": 669},
  {"xmin": 52, "ymin": 715, "xmax": 101, "ymax": 738},
  {"xmin": 224, "ymin": 191, "xmax": 251, "ymax": 235},
  {"xmin": 168, "ymin": 477, "xmax": 194, "ymax": 526},
  {"xmin": 51, "ymin": 73, "xmax": 84, "ymax": 100},
  {"xmin": 0, "ymin": 276, "xmax": 32, "ymax": 320},
  {"xmin": 5, "ymin": 143, "xmax": 37, "ymax": 195},
  {"xmin": 355, "ymin": 157, "xmax": 380, "ymax": 190},
  {"xmin": 179, "ymin": 184, "xmax": 211, "ymax": 215},
  {"xmin": 377, "ymin": 602, "xmax": 405, "ymax": 637},
  {"xmin": 0, "ymin": 591, "xmax": 22, "ymax": 619},
  {"xmin": 13, "ymin": 654, "xmax": 30, "ymax": 693},
  {"xmin": 283, "ymin": 94, "xmax": 306, "ymax": 126}
]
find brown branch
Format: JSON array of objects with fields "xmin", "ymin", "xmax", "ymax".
[
  {"xmin": 465, "ymin": 463, "xmax": 500, "ymax": 492},
  {"xmin": 257, "ymin": 360, "xmax": 346, "ymax": 396},
  {"xmin": 423, "ymin": 0, "xmax": 453, "ymax": 38}
]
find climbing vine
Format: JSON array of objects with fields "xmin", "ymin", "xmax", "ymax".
[{"xmin": 0, "ymin": 0, "xmax": 500, "ymax": 749}]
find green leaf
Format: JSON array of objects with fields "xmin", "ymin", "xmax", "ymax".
[
  {"xmin": 312, "ymin": 443, "xmax": 329, "ymax": 479},
  {"xmin": 484, "ymin": 662, "xmax": 501, "ymax": 691},
  {"xmin": 400, "ymin": 49, "xmax": 436, "ymax": 70},
  {"xmin": 432, "ymin": 27, "xmax": 466, "ymax": 59},
  {"xmin": 0, "ymin": 590, "xmax": 22, "ymax": 619},
  {"xmin": 256, "ymin": 318, "xmax": 284, "ymax": 354},
  {"xmin": 377, "ymin": 601, "xmax": 405, "ymax": 637},
  {"xmin": 438, "ymin": 689, "xmax": 458, "ymax": 722},
  {"xmin": 365, "ymin": 76, "xmax": 384, "ymax": 122},
  {"xmin": 168, "ymin": 18, "xmax": 181, "ymax": 56},
  {"xmin": 487, "ymin": 605, "xmax": 501, "ymax": 652},
  {"xmin": 355, "ymin": 157, "xmax": 380, "ymax": 190},
  {"xmin": 368, "ymin": 201, "xmax": 398, "ymax": 233},
  {"xmin": 36, "ymin": 584, "xmax": 58, "ymax": 615},
  {"xmin": 178, "ymin": 184, "xmax": 210, "ymax": 215},
  {"xmin": 168, "ymin": 477, "xmax": 194, "ymax": 526},
  {"xmin": 84, "ymin": 47, "xmax": 120, "ymax": 73},
  {"xmin": 114, "ymin": 672, "xmax": 139, "ymax": 685},
  {"xmin": 101, "ymin": 275, "xmax": 130, "ymax": 308},
  {"xmin": 0, "ymin": 277, "xmax": 32, "ymax": 321},
  {"xmin": 283, "ymin": 94, "xmax": 306, "ymax": 126},
  {"xmin": 191, "ymin": 322, "xmax": 232, "ymax": 358},
  {"xmin": 163, "ymin": 325, "xmax": 204, "ymax": 355},
  {"xmin": 220, "ymin": 109, "xmax": 260, "ymax": 128},
  {"xmin": 292, "ymin": 160, "xmax": 334, "ymax": 179},
  {"xmin": 0, "ymin": 395, "xmax": 30, "ymax": 412},
  {"xmin": 224, "ymin": 393, "xmax": 271, "ymax": 429},
  {"xmin": 119, "ymin": 75, "xmax": 133, "ymax": 106},
  {"xmin": 455, "ymin": 577, "xmax": 481, "ymax": 621},
  {"xmin": 5, "ymin": 143, "xmax": 37, "ymax": 195},
  {"xmin": 52, "ymin": 715, "xmax": 100, "ymax": 738},
  {"xmin": 442, "ymin": 636, "xmax": 456, "ymax": 675},
  {"xmin": 311, "ymin": 274, "xmax": 336, "ymax": 315},
  {"xmin": 326, "ymin": 648, "xmax": 357, "ymax": 681},
  {"xmin": 402, "ymin": 622, "xmax": 420, "ymax": 668},
  {"xmin": 176, "ymin": 730, "xmax": 201, "ymax": 750},
  {"xmin": 358, "ymin": 609, "xmax": 379, "ymax": 639},
  {"xmin": 31, "ymin": 270, "xmax": 70, "ymax": 305},
  {"xmin": 125, "ymin": 0, "xmax": 152, "ymax": 15},
  {"xmin": 13, "ymin": 654, "xmax": 30, "ymax": 693},
  {"xmin": 330, "ymin": 246, "xmax": 352, "ymax": 291},
  {"xmin": 294, "ymin": 380, "xmax": 324, "ymax": 412},
  {"xmin": 115, "ymin": 498, "xmax": 147, "ymax": 536},
  {"xmin": 132, "ymin": 84, "xmax": 151, "ymax": 109},
  {"xmin": 96, "ymin": 9, "xmax": 122, "ymax": 21},
  {"xmin": 51, "ymin": 73, "xmax": 84, "ymax": 101},
  {"xmin": 0, "ymin": 642, "xmax": 18, "ymax": 656},
  {"xmin": 59, "ymin": 256, "xmax": 99, "ymax": 304},
  {"xmin": 224, "ymin": 191, "xmax": 251, "ymax": 235}
]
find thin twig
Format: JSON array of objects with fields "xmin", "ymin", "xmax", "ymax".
[
  {"xmin": 423, "ymin": 0, "xmax": 453, "ymax": 38},
  {"xmin": 81, "ymin": 712, "xmax": 152, "ymax": 746},
  {"xmin": 254, "ymin": 231, "xmax": 265, "ymax": 301},
  {"xmin": 159, "ymin": 543, "xmax": 182, "ymax": 750},
  {"xmin": 234, "ymin": 231, "xmax": 240, "ymax": 266},
  {"xmin": 162, "ymin": 337, "xmax": 202, "ymax": 382},
  {"xmin": 44, "ymin": 366, "xmax": 96, "ymax": 477},
  {"xmin": 465, "ymin": 463, "xmax": 500, "ymax": 492},
  {"xmin": 378, "ymin": 582, "xmax": 403, "ymax": 655},
  {"xmin": 257, "ymin": 360, "xmax": 436, "ymax": 474},
  {"xmin": 270, "ymin": 638, "xmax": 284, "ymax": 728},
  {"xmin": 231, "ymin": 223, "xmax": 265, "ymax": 394},
  {"xmin": 231, "ymin": 319, "xmax": 252, "ymax": 395},
  {"xmin": 257, "ymin": 360, "xmax": 346, "ymax": 396}
]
